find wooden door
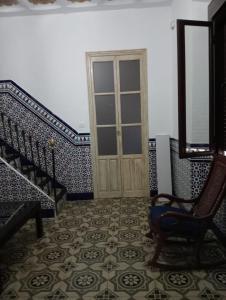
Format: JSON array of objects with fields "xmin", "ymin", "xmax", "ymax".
[{"xmin": 86, "ymin": 49, "xmax": 149, "ymax": 198}]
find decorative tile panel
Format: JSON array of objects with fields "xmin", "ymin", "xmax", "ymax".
[
  {"xmin": 190, "ymin": 159, "xmax": 211, "ymax": 198},
  {"xmin": 0, "ymin": 93, "xmax": 92, "ymax": 193},
  {"xmin": 170, "ymin": 139, "xmax": 192, "ymax": 199},
  {"xmin": 0, "ymin": 81, "xmax": 158, "ymax": 195},
  {"xmin": 149, "ymin": 139, "xmax": 158, "ymax": 194},
  {"xmin": 170, "ymin": 138, "xmax": 226, "ymax": 235}
]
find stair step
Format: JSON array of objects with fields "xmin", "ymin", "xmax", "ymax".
[
  {"xmin": 52, "ymin": 181, "xmax": 65, "ymax": 189},
  {"xmin": 21, "ymin": 165, "xmax": 36, "ymax": 174},
  {"xmin": 37, "ymin": 177, "xmax": 51, "ymax": 189},
  {"xmin": 51, "ymin": 188, "xmax": 66, "ymax": 203},
  {"xmin": 56, "ymin": 188, "xmax": 67, "ymax": 202},
  {"xmin": 4, "ymin": 144, "xmax": 19, "ymax": 156},
  {"xmin": 35, "ymin": 169, "xmax": 48, "ymax": 177},
  {"xmin": 5, "ymin": 153, "xmax": 20, "ymax": 162},
  {"xmin": 41, "ymin": 184, "xmax": 66, "ymax": 202},
  {"xmin": 0, "ymin": 140, "xmax": 6, "ymax": 146},
  {"xmin": 20, "ymin": 157, "xmax": 33, "ymax": 166}
]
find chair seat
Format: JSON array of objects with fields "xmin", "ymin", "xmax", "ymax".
[{"xmin": 149, "ymin": 206, "xmax": 201, "ymax": 236}]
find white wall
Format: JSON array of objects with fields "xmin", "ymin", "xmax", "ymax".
[{"xmin": 0, "ymin": 6, "xmax": 172, "ymax": 136}]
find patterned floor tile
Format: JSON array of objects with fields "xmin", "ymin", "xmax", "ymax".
[
  {"xmin": 159, "ymin": 271, "xmax": 198, "ymax": 293},
  {"xmin": 116, "ymin": 245, "xmax": 146, "ymax": 264},
  {"xmin": 20, "ymin": 269, "xmax": 58, "ymax": 293},
  {"xmin": 109, "ymin": 267, "xmax": 152, "ymax": 297},
  {"xmin": 78, "ymin": 247, "xmax": 107, "ymax": 265},
  {"xmin": 1, "ymin": 198, "xmax": 226, "ymax": 300},
  {"xmin": 206, "ymin": 268, "xmax": 226, "ymax": 290}
]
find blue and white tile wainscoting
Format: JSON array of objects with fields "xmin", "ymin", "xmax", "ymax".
[
  {"xmin": 0, "ymin": 81, "xmax": 158, "ymax": 204},
  {"xmin": 170, "ymin": 138, "xmax": 226, "ymax": 235},
  {"xmin": 170, "ymin": 139, "xmax": 212, "ymax": 199},
  {"xmin": 0, "ymin": 81, "xmax": 92, "ymax": 199}
]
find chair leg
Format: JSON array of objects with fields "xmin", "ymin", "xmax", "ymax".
[
  {"xmin": 146, "ymin": 221, "xmax": 154, "ymax": 239},
  {"xmin": 148, "ymin": 237, "xmax": 165, "ymax": 267}
]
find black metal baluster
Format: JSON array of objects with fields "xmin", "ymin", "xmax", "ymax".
[
  {"xmin": 0, "ymin": 113, "xmax": 6, "ymax": 141},
  {"xmin": 8, "ymin": 118, "xmax": 14, "ymax": 148},
  {"xmin": 43, "ymin": 147, "xmax": 50, "ymax": 195},
  {"xmin": 8, "ymin": 118, "xmax": 19, "ymax": 168},
  {"xmin": 21, "ymin": 130, "xmax": 30, "ymax": 176},
  {"xmin": 22, "ymin": 130, "xmax": 28, "ymax": 159},
  {"xmin": 0, "ymin": 113, "xmax": 4, "ymax": 157},
  {"xmin": 49, "ymin": 139, "xmax": 57, "ymax": 213},
  {"xmin": 36, "ymin": 141, "xmax": 43, "ymax": 184},
  {"xmin": 14, "ymin": 125, "xmax": 23, "ymax": 172},
  {"xmin": 15, "ymin": 124, "xmax": 20, "ymax": 153},
  {"xmin": 29, "ymin": 136, "xmax": 37, "ymax": 185},
  {"xmin": 0, "ymin": 142, "xmax": 3, "ymax": 157}
]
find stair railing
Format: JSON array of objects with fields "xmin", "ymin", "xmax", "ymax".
[{"xmin": 0, "ymin": 112, "xmax": 58, "ymax": 207}]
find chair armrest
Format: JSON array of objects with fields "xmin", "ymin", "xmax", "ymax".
[{"xmin": 151, "ymin": 193, "xmax": 196, "ymax": 206}]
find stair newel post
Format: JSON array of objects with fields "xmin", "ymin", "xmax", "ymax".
[
  {"xmin": 36, "ymin": 141, "xmax": 43, "ymax": 183},
  {"xmin": 29, "ymin": 136, "xmax": 36, "ymax": 184},
  {"xmin": 0, "ymin": 112, "xmax": 6, "ymax": 141},
  {"xmin": 48, "ymin": 138, "xmax": 57, "ymax": 213},
  {"xmin": 43, "ymin": 146, "xmax": 50, "ymax": 195}
]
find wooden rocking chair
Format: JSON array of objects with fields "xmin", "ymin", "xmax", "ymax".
[{"xmin": 147, "ymin": 154, "xmax": 226, "ymax": 269}]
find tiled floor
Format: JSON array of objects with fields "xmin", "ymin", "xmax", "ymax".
[{"xmin": 0, "ymin": 198, "xmax": 226, "ymax": 299}]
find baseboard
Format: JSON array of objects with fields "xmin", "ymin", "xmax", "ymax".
[
  {"xmin": 67, "ymin": 190, "xmax": 158, "ymax": 201},
  {"xmin": 68, "ymin": 192, "xmax": 157, "ymax": 200},
  {"xmin": 67, "ymin": 192, "xmax": 94, "ymax": 201},
  {"xmin": 41, "ymin": 209, "xmax": 55, "ymax": 218}
]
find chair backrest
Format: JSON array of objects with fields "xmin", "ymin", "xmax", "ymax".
[{"xmin": 193, "ymin": 155, "xmax": 226, "ymax": 218}]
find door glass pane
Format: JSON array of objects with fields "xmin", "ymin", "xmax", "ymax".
[
  {"xmin": 185, "ymin": 25, "xmax": 209, "ymax": 145},
  {"xmin": 93, "ymin": 61, "xmax": 114, "ymax": 93},
  {"xmin": 95, "ymin": 95, "xmax": 116, "ymax": 125},
  {"xmin": 119, "ymin": 60, "xmax": 140, "ymax": 92},
  {"xmin": 97, "ymin": 127, "xmax": 117, "ymax": 155},
  {"xmin": 122, "ymin": 126, "xmax": 142, "ymax": 154},
  {"xmin": 121, "ymin": 93, "xmax": 141, "ymax": 124}
]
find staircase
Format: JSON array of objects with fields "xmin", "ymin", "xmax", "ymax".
[{"xmin": 0, "ymin": 112, "xmax": 67, "ymax": 215}]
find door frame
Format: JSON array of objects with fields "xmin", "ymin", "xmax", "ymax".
[{"xmin": 86, "ymin": 49, "xmax": 149, "ymax": 199}]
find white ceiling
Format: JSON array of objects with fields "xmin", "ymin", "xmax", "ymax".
[{"xmin": 0, "ymin": 0, "xmax": 172, "ymax": 17}]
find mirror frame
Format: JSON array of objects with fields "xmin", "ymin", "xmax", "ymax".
[{"xmin": 177, "ymin": 19, "xmax": 214, "ymax": 158}]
